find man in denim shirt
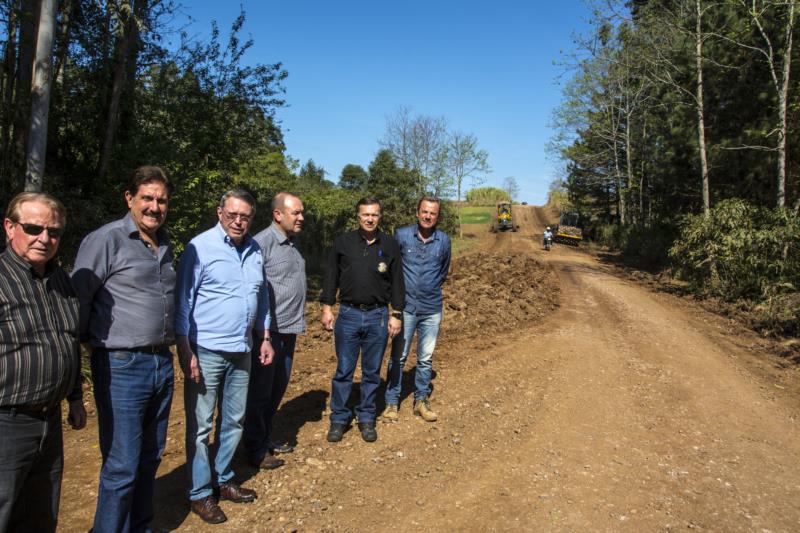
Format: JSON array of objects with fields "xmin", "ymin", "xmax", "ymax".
[
  {"xmin": 175, "ymin": 189, "xmax": 273, "ymax": 525},
  {"xmin": 383, "ymin": 197, "xmax": 451, "ymax": 422}
]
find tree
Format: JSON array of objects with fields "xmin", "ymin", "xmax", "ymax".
[
  {"xmin": 339, "ymin": 163, "xmax": 368, "ymax": 191},
  {"xmin": 446, "ymin": 131, "xmax": 489, "ymax": 237},
  {"xmin": 367, "ymin": 149, "xmax": 417, "ymax": 233},
  {"xmin": 296, "ymin": 159, "xmax": 333, "ymax": 192},
  {"xmin": 97, "ymin": 0, "xmax": 148, "ymax": 179},
  {"xmin": 25, "ymin": 0, "xmax": 57, "ymax": 191},
  {"xmin": 503, "ymin": 176, "xmax": 519, "ymax": 202},
  {"xmin": 380, "ymin": 106, "xmax": 449, "ymax": 196}
]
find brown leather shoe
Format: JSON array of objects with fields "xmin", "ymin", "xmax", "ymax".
[
  {"xmin": 248, "ymin": 453, "xmax": 285, "ymax": 470},
  {"xmin": 191, "ymin": 496, "xmax": 227, "ymax": 524},
  {"xmin": 218, "ymin": 481, "xmax": 257, "ymax": 503}
]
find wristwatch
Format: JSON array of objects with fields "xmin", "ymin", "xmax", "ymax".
[{"xmin": 391, "ymin": 311, "xmax": 402, "ymax": 319}]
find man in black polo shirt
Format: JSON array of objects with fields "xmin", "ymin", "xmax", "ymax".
[
  {"xmin": 320, "ymin": 197, "xmax": 404, "ymax": 443},
  {"xmin": 0, "ymin": 192, "xmax": 86, "ymax": 532}
]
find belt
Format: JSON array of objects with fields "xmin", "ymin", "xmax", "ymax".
[
  {"xmin": 0, "ymin": 404, "xmax": 56, "ymax": 418},
  {"xmin": 128, "ymin": 345, "xmax": 168, "ymax": 354},
  {"xmin": 342, "ymin": 302, "xmax": 385, "ymax": 311}
]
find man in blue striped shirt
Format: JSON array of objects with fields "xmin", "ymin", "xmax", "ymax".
[
  {"xmin": 243, "ymin": 192, "xmax": 306, "ymax": 470},
  {"xmin": 175, "ymin": 189, "xmax": 273, "ymax": 525},
  {"xmin": 383, "ymin": 197, "xmax": 451, "ymax": 422}
]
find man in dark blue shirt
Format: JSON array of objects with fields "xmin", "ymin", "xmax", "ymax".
[{"xmin": 383, "ymin": 197, "xmax": 451, "ymax": 422}]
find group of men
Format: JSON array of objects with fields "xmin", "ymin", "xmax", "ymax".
[{"xmin": 0, "ymin": 164, "xmax": 451, "ymax": 531}]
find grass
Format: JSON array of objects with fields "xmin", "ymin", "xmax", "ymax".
[
  {"xmin": 458, "ymin": 206, "xmax": 492, "ymax": 224},
  {"xmin": 451, "ymin": 234, "xmax": 478, "ymax": 256}
]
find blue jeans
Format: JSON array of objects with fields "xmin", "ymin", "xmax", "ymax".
[
  {"xmin": 0, "ymin": 407, "xmax": 62, "ymax": 532},
  {"xmin": 385, "ymin": 311, "xmax": 442, "ymax": 405},
  {"xmin": 243, "ymin": 332, "xmax": 296, "ymax": 460},
  {"xmin": 184, "ymin": 346, "xmax": 250, "ymax": 501},
  {"xmin": 91, "ymin": 348, "xmax": 174, "ymax": 533},
  {"xmin": 330, "ymin": 305, "xmax": 389, "ymax": 424}
]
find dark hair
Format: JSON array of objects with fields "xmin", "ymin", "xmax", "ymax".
[
  {"xmin": 417, "ymin": 196, "xmax": 441, "ymax": 212},
  {"xmin": 125, "ymin": 165, "xmax": 172, "ymax": 197},
  {"xmin": 355, "ymin": 196, "xmax": 381, "ymax": 214},
  {"xmin": 219, "ymin": 188, "xmax": 257, "ymax": 214}
]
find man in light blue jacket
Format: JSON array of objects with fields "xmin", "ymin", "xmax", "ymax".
[{"xmin": 383, "ymin": 197, "xmax": 451, "ymax": 422}]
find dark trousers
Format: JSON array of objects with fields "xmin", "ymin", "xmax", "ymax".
[
  {"xmin": 330, "ymin": 305, "xmax": 389, "ymax": 424},
  {"xmin": 0, "ymin": 407, "xmax": 63, "ymax": 532},
  {"xmin": 243, "ymin": 332, "xmax": 296, "ymax": 460}
]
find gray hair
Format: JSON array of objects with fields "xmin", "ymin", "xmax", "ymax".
[{"xmin": 219, "ymin": 188, "xmax": 256, "ymax": 214}]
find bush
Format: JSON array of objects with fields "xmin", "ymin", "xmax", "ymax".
[
  {"xmin": 595, "ymin": 222, "xmax": 678, "ymax": 269},
  {"xmin": 466, "ymin": 187, "xmax": 509, "ymax": 206},
  {"xmin": 669, "ymin": 199, "xmax": 800, "ymax": 302}
]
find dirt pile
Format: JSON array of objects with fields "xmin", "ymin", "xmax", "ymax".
[
  {"xmin": 441, "ymin": 251, "xmax": 559, "ymax": 343},
  {"xmin": 297, "ymin": 251, "xmax": 559, "ymax": 356}
]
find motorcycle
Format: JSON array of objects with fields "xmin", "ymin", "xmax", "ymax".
[{"xmin": 544, "ymin": 235, "xmax": 552, "ymax": 251}]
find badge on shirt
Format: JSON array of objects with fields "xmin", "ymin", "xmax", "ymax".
[{"xmin": 377, "ymin": 261, "xmax": 388, "ymax": 273}]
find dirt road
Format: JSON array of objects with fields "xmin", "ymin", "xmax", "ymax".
[{"xmin": 59, "ymin": 206, "xmax": 800, "ymax": 531}]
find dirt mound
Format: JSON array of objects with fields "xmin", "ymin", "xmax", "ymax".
[
  {"xmin": 298, "ymin": 251, "xmax": 559, "ymax": 355},
  {"xmin": 441, "ymin": 251, "xmax": 559, "ymax": 343}
]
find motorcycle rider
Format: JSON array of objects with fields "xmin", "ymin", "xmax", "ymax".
[{"xmin": 543, "ymin": 226, "xmax": 553, "ymax": 248}]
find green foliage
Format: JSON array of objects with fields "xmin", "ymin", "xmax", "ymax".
[
  {"xmin": 300, "ymin": 187, "xmax": 360, "ymax": 275},
  {"xmin": 670, "ymin": 199, "xmax": 800, "ymax": 303},
  {"xmin": 338, "ymin": 164, "xmax": 369, "ymax": 191},
  {"xmin": 466, "ymin": 187, "xmax": 509, "ymax": 206},
  {"xmin": 596, "ymin": 223, "xmax": 679, "ymax": 269},
  {"xmin": 367, "ymin": 149, "xmax": 418, "ymax": 233}
]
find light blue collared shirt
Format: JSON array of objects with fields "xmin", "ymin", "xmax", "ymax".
[{"xmin": 175, "ymin": 223, "xmax": 269, "ymax": 353}]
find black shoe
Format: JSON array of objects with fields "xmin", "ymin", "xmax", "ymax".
[
  {"xmin": 358, "ymin": 421, "xmax": 377, "ymax": 442},
  {"xmin": 327, "ymin": 423, "xmax": 346, "ymax": 442},
  {"xmin": 268, "ymin": 441, "xmax": 295, "ymax": 454}
]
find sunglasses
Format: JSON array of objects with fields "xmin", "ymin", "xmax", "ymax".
[{"xmin": 17, "ymin": 222, "xmax": 63, "ymax": 239}]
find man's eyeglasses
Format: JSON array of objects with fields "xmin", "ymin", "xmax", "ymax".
[
  {"xmin": 222, "ymin": 211, "xmax": 252, "ymax": 223},
  {"xmin": 16, "ymin": 222, "xmax": 63, "ymax": 239}
]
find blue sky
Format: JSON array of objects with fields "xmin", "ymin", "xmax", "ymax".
[{"xmin": 183, "ymin": 1, "xmax": 593, "ymax": 205}]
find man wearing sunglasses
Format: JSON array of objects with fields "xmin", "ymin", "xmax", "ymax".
[
  {"xmin": 175, "ymin": 189, "xmax": 273, "ymax": 525},
  {"xmin": 72, "ymin": 166, "xmax": 176, "ymax": 533},
  {"xmin": 0, "ymin": 192, "xmax": 86, "ymax": 532}
]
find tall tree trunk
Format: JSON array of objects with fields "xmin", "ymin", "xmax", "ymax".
[
  {"xmin": 25, "ymin": 0, "xmax": 57, "ymax": 192},
  {"xmin": 695, "ymin": 0, "xmax": 711, "ymax": 217},
  {"xmin": 776, "ymin": 0, "xmax": 795, "ymax": 208},
  {"xmin": 624, "ymin": 109, "xmax": 635, "ymax": 225},
  {"xmin": 1, "ymin": 2, "xmax": 19, "ymax": 187},
  {"xmin": 11, "ymin": 0, "xmax": 37, "ymax": 188},
  {"xmin": 639, "ymin": 116, "xmax": 647, "ymax": 225},
  {"xmin": 97, "ymin": 0, "xmax": 144, "ymax": 179},
  {"xmin": 52, "ymin": 0, "xmax": 73, "ymax": 84}
]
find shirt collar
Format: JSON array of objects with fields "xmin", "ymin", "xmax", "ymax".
[
  {"xmin": 214, "ymin": 222, "xmax": 253, "ymax": 249},
  {"xmin": 3, "ymin": 246, "xmax": 57, "ymax": 279},
  {"xmin": 123, "ymin": 211, "xmax": 169, "ymax": 244},
  {"xmin": 358, "ymin": 230, "xmax": 382, "ymax": 245},
  {"xmin": 415, "ymin": 225, "xmax": 439, "ymax": 243},
  {"xmin": 268, "ymin": 222, "xmax": 291, "ymax": 245}
]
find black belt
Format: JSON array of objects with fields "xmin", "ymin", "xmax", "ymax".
[
  {"xmin": 342, "ymin": 302, "xmax": 385, "ymax": 311},
  {"xmin": 0, "ymin": 404, "xmax": 56, "ymax": 418},
  {"xmin": 127, "ymin": 345, "xmax": 168, "ymax": 354}
]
